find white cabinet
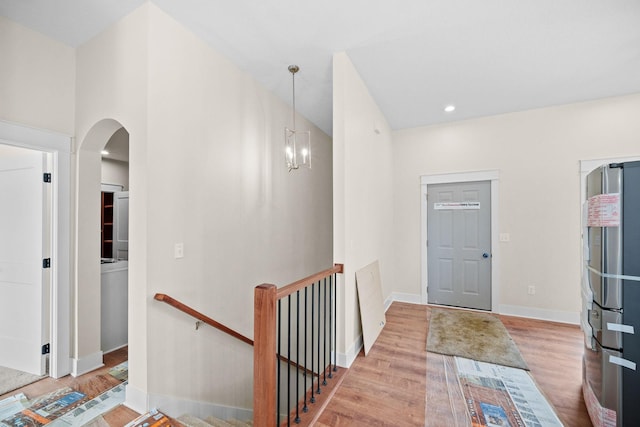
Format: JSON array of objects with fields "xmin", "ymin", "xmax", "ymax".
[{"xmin": 101, "ymin": 261, "xmax": 128, "ymax": 353}]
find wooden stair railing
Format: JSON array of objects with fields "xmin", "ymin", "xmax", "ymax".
[
  {"xmin": 154, "ymin": 293, "xmax": 317, "ymax": 377},
  {"xmin": 155, "ymin": 293, "xmax": 253, "ymax": 345},
  {"xmin": 254, "ymin": 264, "xmax": 344, "ymax": 427}
]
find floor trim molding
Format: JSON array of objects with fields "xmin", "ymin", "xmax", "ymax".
[
  {"xmin": 337, "ymin": 334, "xmax": 363, "ymax": 368},
  {"xmin": 71, "ymin": 351, "xmax": 103, "ymax": 377},
  {"xmin": 383, "ymin": 293, "xmax": 579, "ymax": 324},
  {"xmin": 498, "ymin": 304, "xmax": 579, "ymax": 325}
]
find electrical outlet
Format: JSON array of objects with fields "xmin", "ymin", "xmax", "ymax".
[
  {"xmin": 528, "ymin": 285, "xmax": 536, "ymax": 295},
  {"xmin": 174, "ymin": 243, "xmax": 184, "ymax": 259}
]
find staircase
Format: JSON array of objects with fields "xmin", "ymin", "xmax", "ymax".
[
  {"xmin": 155, "ymin": 264, "xmax": 344, "ymax": 427},
  {"xmin": 178, "ymin": 414, "xmax": 253, "ymax": 427}
]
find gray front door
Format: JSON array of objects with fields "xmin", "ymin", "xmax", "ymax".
[{"xmin": 427, "ymin": 180, "xmax": 491, "ymax": 310}]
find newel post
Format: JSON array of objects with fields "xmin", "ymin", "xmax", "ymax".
[{"xmin": 254, "ymin": 283, "xmax": 277, "ymax": 427}]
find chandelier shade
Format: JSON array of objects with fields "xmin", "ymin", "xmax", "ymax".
[{"xmin": 285, "ymin": 65, "xmax": 311, "ymax": 171}]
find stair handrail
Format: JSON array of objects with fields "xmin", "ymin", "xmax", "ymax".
[
  {"xmin": 276, "ymin": 264, "xmax": 344, "ymax": 300},
  {"xmin": 254, "ymin": 263, "xmax": 344, "ymax": 427},
  {"xmin": 154, "ymin": 293, "xmax": 254, "ymax": 346},
  {"xmin": 154, "ymin": 292, "xmax": 318, "ymax": 378}
]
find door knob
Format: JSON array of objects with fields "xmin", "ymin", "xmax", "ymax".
[{"xmin": 482, "ymin": 253, "xmax": 490, "ymax": 258}]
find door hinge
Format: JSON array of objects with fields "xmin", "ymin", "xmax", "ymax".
[
  {"xmin": 43, "ymin": 258, "xmax": 51, "ymax": 268},
  {"xmin": 42, "ymin": 343, "xmax": 50, "ymax": 355},
  {"xmin": 43, "ymin": 173, "xmax": 52, "ymax": 183}
]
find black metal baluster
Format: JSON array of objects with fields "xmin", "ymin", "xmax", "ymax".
[
  {"xmin": 316, "ymin": 280, "xmax": 322, "ymax": 395},
  {"xmin": 328, "ymin": 275, "xmax": 333, "ymax": 379},
  {"xmin": 303, "ymin": 287, "xmax": 308, "ymax": 412},
  {"xmin": 310, "ymin": 282, "xmax": 316, "ymax": 403},
  {"xmin": 333, "ymin": 273, "xmax": 338, "ymax": 373},
  {"xmin": 323, "ymin": 277, "xmax": 327, "ymax": 386},
  {"xmin": 295, "ymin": 291, "xmax": 301, "ymax": 424},
  {"xmin": 277, "ymin": 299, "xmax": 281, "ymax": 426},
  {"xmin": 287, "ymin": 295, "xmax": 291, "ymax": 427}
]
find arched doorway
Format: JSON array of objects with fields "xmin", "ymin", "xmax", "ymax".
[
  {"xmin": 100, "ymin": 127, "xmax": 129, "ymax": 353},
  {"xmin": 74, "ymin": 119, "xmax": 130, "ymax": 375}
]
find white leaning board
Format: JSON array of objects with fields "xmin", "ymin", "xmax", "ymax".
[{"xmin": 355, "ymin": 260, "xmax": 386, "ymax": 355}]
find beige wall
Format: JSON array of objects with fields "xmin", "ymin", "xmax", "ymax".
[
  {"xmin": 76, "ymin": 3, "xmax": 332, "ymax": 412},
  {"xmin": 74, "ymin": 4, "xmax": 150, "ymax": 386},
  {"xmin": 101, "ymin": 159, "xmax": 129, "ymax": 190},
  {"xmin": 333, "ymin": 53, "xmax": 394, "ymax": 363},
  {"xmin": 393, "ymin": 93, "xmax": 640, "ymax": 320},
  {"xmin": 0, "ymin": 15, "xmax": 75, "ymax": 135},
  {"xmin": 0, "ymin": 14, "xmax": 75, "ymax": 378}
]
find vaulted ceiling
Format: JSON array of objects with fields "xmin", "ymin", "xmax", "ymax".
[{"xmin": 2, "ymin": 0, "xmax": 639, "ymax": 135}]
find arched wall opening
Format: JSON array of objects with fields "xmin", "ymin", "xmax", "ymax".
[{"xmin": 73, "ymin": 118, "xmax": 131, "ymax": 376}]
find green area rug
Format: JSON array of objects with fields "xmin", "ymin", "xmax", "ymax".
[{"xmin": 427, "ymin": 308, "xmax": 528, "ymax": 370}]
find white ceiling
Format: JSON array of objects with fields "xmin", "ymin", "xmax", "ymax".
[{"xmin": 2, "ymin": 0, "xmax": 640, "ymax": 135}]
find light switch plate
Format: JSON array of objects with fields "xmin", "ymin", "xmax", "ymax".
[
  {"xmin": 499, "ymin": 233, "xmax": 510, "ymax": 242},
  {"xmin": 174, "ymin": 243, "xmax": 184, "ymax": 259}
]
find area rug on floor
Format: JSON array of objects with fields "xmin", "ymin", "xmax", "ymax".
[
  {"xmin": 0, "ymin": 366, "xmax": 45, "ymax": 396},
  {"xmin": 427, "ymin": 308, "xmax": 528, "ymax": 370}
]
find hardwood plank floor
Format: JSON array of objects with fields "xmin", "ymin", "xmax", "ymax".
[
  {"xmin": 1, "ymin": 304, "xmax": 591, "ymax": 426},
  {"xmin": 316, "ymin": 302, "xmax": 427, "ymax": 427},
  {"xmin": 0, "ymin": 347, "xmax": 139, "ymax": 426},
  {"xmin": 317, "ymin": 302, "xmax": 592, "ymax": 427},
  {"xmin": 0, "ymin": 347, "xmax": 128, "ymax": 402}
]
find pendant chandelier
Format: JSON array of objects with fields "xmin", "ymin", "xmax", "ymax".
[{"xmin": 285, "ymin": 65, "xmax": 311, "ymax": 171}]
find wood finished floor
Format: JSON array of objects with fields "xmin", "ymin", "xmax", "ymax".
[
  {"xmin": 1, "ymin": 303, "xmax": 591, "ymax": 426},
  {"xmin": 317, "ymin": 302, "xmax": 592, "ymax": 427},
  {"xmin": 0, "ymin": 347, "xmax": 140, "ymax": 426}
]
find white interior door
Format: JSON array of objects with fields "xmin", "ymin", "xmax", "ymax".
[
  {"xmin": 427, "ymin": 180, "xmax": 492, "ymax": 310},
  {"xmin": 0, "ymin": 144, "xmax": 49, "ymax": 375},
  {"xmin": 114, "ymin": 191, "xmax": 129, "ymax": 260}
]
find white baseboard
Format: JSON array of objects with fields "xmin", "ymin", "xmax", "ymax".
[
  {"xmin": 103, "ymin": 343, "xmax": 128, "ymax": 355},
  {"xmin": 386, "ymin": 292, "xmax": 423, "ymax": 309},
  {"xmin": 71, "ymin": 351, "xmax": 104, "ymax": 377},
  {"xmin": 340, "ymin": 293, "xmax": 422, "ymax": 368},
  {"xmin": 124, "ymin": 385, "xmax": 252, "ymax": 421},
  {"xmin": 153, "ymin": 393, "xmax": 252, "ymax": 421},
  {"xmin": 124, "ymin": 383, "xmax": 149, "ymax": 414},
  {"xmin": 337, "ymin": 334, "xmax": 363, "ymax": 368},
  {"xmin": 498, "ymin": 304, "xmax": 579, "ymax": 325},
  {"xmin": 383, "ymin": 292, "xmax": 579, "ymax": 325}
]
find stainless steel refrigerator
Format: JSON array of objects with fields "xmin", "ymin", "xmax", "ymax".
[{"xmin": 583, "ymin": 161, "xmax": 640, "ymax": 427}]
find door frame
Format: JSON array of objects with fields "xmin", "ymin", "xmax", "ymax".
[
  {"xmin": 421, "ymin": 170, "xmax": 500, "ymax": 310},
  {"xmin": 0, "ymin": 120, "xmax": 72, "ymax": 378}
]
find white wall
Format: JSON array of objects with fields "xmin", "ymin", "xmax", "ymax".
[
  {"xmin": 0, "ymin": 15, "xmax": 75, "ymax": 378},
  {"xmin": 333, "ymin": 53, "xmax": 394, "ymax": 365},
  {"xmin": 101, "ymin": 159, "xmax": 129, "ymax": 190},
  {"xmin": 143, "ymin": 5, "xmax": 332, "ymax": 408},
  {"xmin": 393, "ymin": 93, "xmax": 640, "ymax": 321},
  {"xmin": 0, "ymin": 16, "xmax": 75, "ymax": 135},
  {"xmin": 75, "ymin": 2, "xmax": 150, "ymax": 385},
  {"xmin": 76, "ymin": 3, "xmax": 332, "ymax": 414}
]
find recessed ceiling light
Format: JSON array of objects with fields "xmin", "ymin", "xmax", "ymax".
[
  {"xmin": 101, "ymin": 150, "xmax": 109, "ymax": 155},
  {"xmin": 444, "ymin": 105, "xmax": 456, "ymax": 113}
]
